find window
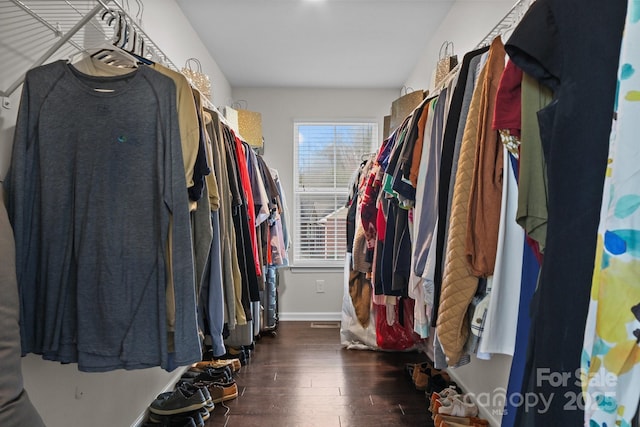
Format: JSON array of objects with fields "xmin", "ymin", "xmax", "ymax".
[{"xmin": 293, "ymin": 121, "xmax": 378, "ymax": 266}]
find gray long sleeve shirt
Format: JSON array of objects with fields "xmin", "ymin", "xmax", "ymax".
[{"xmin": 4, "ymin": 61, "xmax": 200, "ymax": 371}]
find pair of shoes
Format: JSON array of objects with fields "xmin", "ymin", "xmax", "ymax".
[
  {"xmin": 184, "ymin": 364, "xmax": 234, "ymax": 379},
  {"xmin": 218, "ymin": 348, "xmax": 248, "ymax": 366},
  {"xmin": 194, "ymin": 378, "xmax": 239, "ymax": 404},
  {"xmin": 147, "ymin": 407, "xmax": 208, "ymax": 426},
  {"xmin": 427, "ymin": 372, "xmax": 456, "ymax": 396},
  {"xmin": 148, "ymin": 386, "xmax": 206, "ymax": 416},
  {"xmin": 436, "ymin": 394, "xmax": 479, "ymax": 418},
  {"xmin": 433, "ymin": 414, "xmax": 489, "ymax": 427},
  {"xmin": 429, "ymin": 386, "xmax": 459, "ymax": 412},
  {"xmin": 192, "ymin": 358, "xmax": 241, "ymax": 373},
  {"xmin": 179, "ymin": 366, "xmax": 234, "ymax": 387},
  {"xmin": 410, "ymin": 363, "xmax": 451, "ymax": 392},
  {"xmin": 412, "ymin": 365, "xmax": 432, "ymax": 391},
  {"xmin": 176, "ymin": 383, "xmax": 214, "ymax": 413},
  {"xmin": 405, "ymin": 360, "xmax": 432, "ymax": 378}
]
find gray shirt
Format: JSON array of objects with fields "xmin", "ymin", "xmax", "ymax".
[{"xmin": 4, "ymin": 60, "xmax": 200, "ymax": 371}]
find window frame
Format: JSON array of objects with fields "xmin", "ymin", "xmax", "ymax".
[{"xmin": 292, "ymin": 120, "xmax": 378, "ymax": 267}]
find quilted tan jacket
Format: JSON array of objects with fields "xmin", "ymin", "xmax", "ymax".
[{"xmin": 436, "ymin": 37, "xmax": 506, "ymax": 365}]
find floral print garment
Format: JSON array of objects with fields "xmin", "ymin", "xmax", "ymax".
[{"xmin": 582, "ymin": 2, "xmax": 640, "ymax": 425}]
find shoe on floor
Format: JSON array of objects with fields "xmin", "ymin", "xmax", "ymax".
[
  {"xmin": 148, "ymin": 386, "xmax": 206, "ymax": 416},
  {"xmin": 217, "ymin": 348, "xmax": 247, "ymax": 366},
  {"xmin": 405, "ymin": 360, "xmax": 433, "ymax": 379},
  {"xmin": 192, "ymin": 358, "xmax": 241, "ymax": 373},
  {"xmin": 429, "ymin": 386, "xmax": 459, "ymax": 412},
  {"xmin": 437, "ymin": 394, "xmax": 479, "ymax": 418},
  {"xmin": 412, "ymin": 366, "xmax": 431, "ymax": 391},
  {"xmin": 180, "ymin": 366, "xmax": 233, "ymax": 385},
  {"xmin": 412, "ymin": 364, "xmax": 451, "ymax": 392},
  {"xmin": 185, "ymin": 364, "xmax": 233, "ymax": 379},
  {"xmin": 198, "ymin": 379, "xmax": 239, "ymax": 403},
  {"xmin": 177, "ymin": 382, "xmax": 213, "ymax": 408},
  {"xmin": 427, "ymin": 372, "xmax": 456, "ymax": 396}
]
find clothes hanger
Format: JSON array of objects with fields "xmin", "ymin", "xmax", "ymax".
[{"xmin": 85, "ymin": 12, "xmax": 139, "ymax": 68}]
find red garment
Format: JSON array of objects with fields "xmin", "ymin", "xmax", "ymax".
[
  {"xmin": 232, "ymin": 131, "xmax": 261, "ymax": 277},
  {"xmin": 374, "ymin": 298, "xmax": 422, "ymax": 350},
  {"xmin": 360, "ymin": 139, "xmax": 389, "ymax": 249},
  {"xmin": 492, "ymin": 59, "xmax": 523, "ymax": 137}
]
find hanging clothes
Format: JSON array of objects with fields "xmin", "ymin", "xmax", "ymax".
[
  {"xmin": 474, "ymin": 60, "xmax": 526, "ymax": 358},
  {"xmin": 464, "ymin": 37, "xmax": 505, "ymax": 278},
  {"xmin": 436, "ymin": 42, "xmax": 490, "ymax": 366},
  {"xmin": 581, "ymin": 2, "xmax": 640, "ymax": 424},
  {"xmin": 430, "ymin": 46, "xmax": 489, "ymax": 331},
  {"xmin": 4, "ymin": 60, "xmax": 201, "ymax": 371},
  {"xmin": 505, "ymin": 0, "xmax": 627, "ymax": 424}
]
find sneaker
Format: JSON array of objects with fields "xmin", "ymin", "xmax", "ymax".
[
  {"xmin": 177, "ymin": 382, "xmax": 213, "ymax": 407},
  {"xmin": 192, "ymin": 358, "xmax": 241, "ymax": 373},
  {"xmin": 184, "ymin": 365, "xmax": 233, "ymax": 379},
  {"xmin": 437, "ymin": 395, "xmax": 479, "ymax": 418},
  {"xmin": 149, "ymin": 387, "xmax": 206, "ymax": 416},
  {"xmin": 429, "ymin": 386, "xmax": 459, "ymax": 412},
  {"xmin": 197, "ymin": 406, "xmax": 210, "ymax": 422},
  {"xmin": 201, "ymin": 379, "xmax": 239, "ymax": 403},
  {"xmin": 218, "ymin": 348, "xmax": 247, "ymax": 366},
  {"xmin": 180, "ymin": 367, "xmax": 233, "ymax": 385}
]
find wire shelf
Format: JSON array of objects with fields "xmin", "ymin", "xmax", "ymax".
[
  {"xmin": 0, "ymin": 0, "xmax": 176, "ymax": 97},
  {"xmin": 475, "ymin": 0, "xmax": 535, "ymax": 49}
]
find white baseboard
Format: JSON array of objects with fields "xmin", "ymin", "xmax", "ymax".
[{"xmin": 279, "ymin": 312, "xmax": 341, "ymax": 321}]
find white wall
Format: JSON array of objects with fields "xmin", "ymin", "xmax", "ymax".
[
  {"xmin": 0, "ymin": 2, "xmax": 230, "ymax": 426},
  {"xmin": 140, "ymin": 0, "xmax": 231, "ymax": 108},
  {"xmin": 404, "ymin": 2, "xmax": 520, "ymax": 426},
  {"xmin": 232, "ymin": 87, "xmax": 399, "ymax": 320},
  {"xmin": 404, "ymin": 0, "xmax": 516, "ymax": 91}
]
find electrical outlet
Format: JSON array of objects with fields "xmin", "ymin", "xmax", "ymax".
[{"xmin": 315, "ymin": 279, "xmax": 325, "ymax": 293}]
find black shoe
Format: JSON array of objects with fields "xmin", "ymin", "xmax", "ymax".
[
  {"xmin": 176, "ymin": 382, "xmax": 213, "ymax": 407},
  {"xmin": 180, "ymin": 367, "xmax": 233, "ymax": 386},
  {"xmin": 218, "ymin": 347, "xmax": 247, "ymax": 366},
  {"xmin": 184, "ymin": 364, "xmax": 233, "ymax": 379},
  {"xmin": 148, "ymin": 386, "xmax": 206, "ymax": 416}
]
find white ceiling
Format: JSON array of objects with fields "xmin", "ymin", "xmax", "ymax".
[{"xmin": 175, "ymin": 0, "xmax": 457, "ymax": 89}]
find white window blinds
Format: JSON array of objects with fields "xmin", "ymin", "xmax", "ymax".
[{"xmin": 293, "ymin": 122, "xmax": 378, "ymax": 266}]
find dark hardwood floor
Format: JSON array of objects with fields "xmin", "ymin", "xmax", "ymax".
[{"xmin": 206, "ymin": 321, "xmax": 434, "ymax": 427}]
